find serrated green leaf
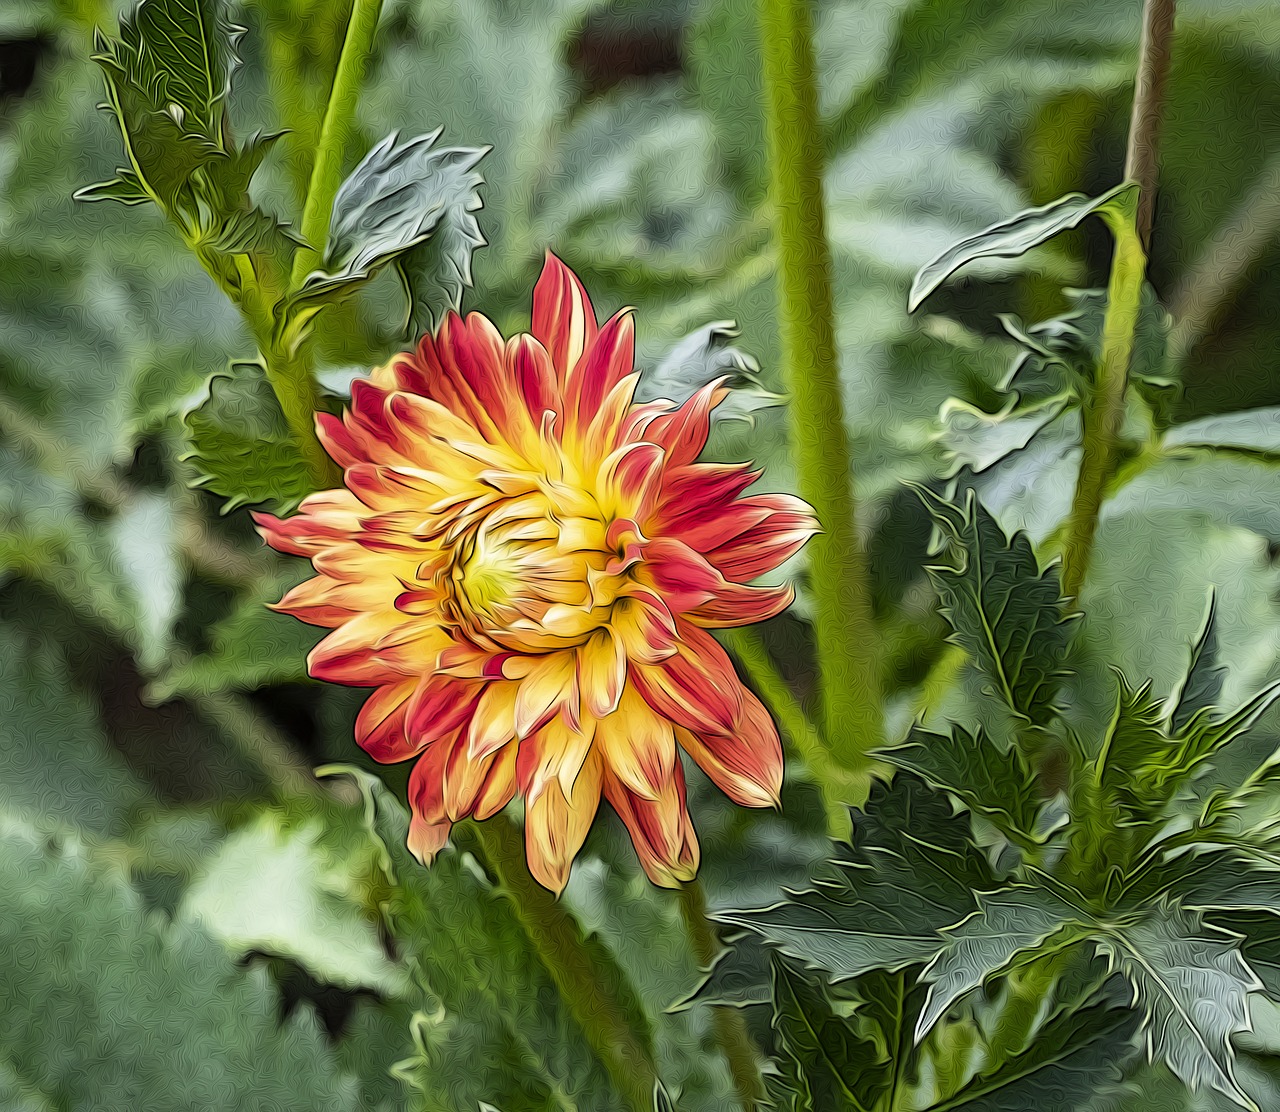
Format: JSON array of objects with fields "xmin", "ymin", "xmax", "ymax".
[
  {"xmin": 298, "ymin": 131, "xmax": 487, "ymax": 332},
  {"xmin": 1098, "ymin": 907, "xmax": 1261, "ymax": 1110},
  {"xmin": 718, "ymin": 775, "xmax": 994, "ymax": 982},
  {"xmin": 128, "ymin": 0, "xmax": 240, "ymax": 144},
  {"xmin": 877, "ymin": 724, "xmax": 1042, "ymax": 846},
  {"xmin": 932, "ymin": 1000, "xmax": 1134, "ymax": 1111},
  {"xmin": 0, "ymin": 816, "xmax": 357, "ymax": 1111},
  {"xmin": 917, "ymin": 486, "xmax": 1076, "ymax": 726},
  {"xmin": 770, "ymin": 956, "xmax": 877, "ymax": 1112},
  {"xmin": 908, "ymin": 184, "xmax": 1136, "ymax": 311},
  {"xmin": 183, "ymin": 362, "xmax": 315, "ymax": 514},
  {"xmin": 177, "ymin": 810, "xmax": 409, "ymax": 995},
  {"xmin": 916, "ymin": 886, "xmax": 1085, "ymax": 1042},
  {"xmin": 637, "ymin": 320, "xmax": 784, "ymax": 428},
  {"xmin": 1171, "ymin": 591, "xmax": 1227, "ymax": 737}
]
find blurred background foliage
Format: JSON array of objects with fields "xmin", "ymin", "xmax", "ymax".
[{"xmin": 3, "ymin": 0, "xmax": 1280, "ymax": 1108}]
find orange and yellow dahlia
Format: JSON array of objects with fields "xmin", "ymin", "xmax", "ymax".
[{"xmin": 256, "ymin": 254, "xmax": 817, "ymax": 891}]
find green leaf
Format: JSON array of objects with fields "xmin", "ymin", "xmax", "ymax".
[
  {"xmin": 908, "ymin": 183, "xmax": 1136, "ymax": 311},
  {"xmin": 333, "ymin": 769, "xmax": 633, "ymax": 1112},
  {"xmin": 128, "ymin": 0, "xmax": 241, "ymax": 144},
  {"xmin": 916, "ymin": 886, "xmax": 1084, "ymax": 1041},
  {"xmin": 637, "ymin": 320, "xmax": 784, "ymax": 428},
  {"xmin": 1098, "ymin": 907, "xmax": 1261, "ymax": 1110},
  {"xmin": 1165, "ymin": 407, "xmax": 1280, "ymax": 463},
  {"xmin": 177, "ymin": 809, "xmax": 409, "ymax": 995},
  {"xmin": 0, "ymin": 816, "xmax": 356, "ymax": 1111},
  {"xmin": 932, "ymin": 1000, "xmax": 1134, "ymax": 1111},
  {"xmin": 917, "ymin": 486, "xmax": 1076, "ymax": 726},
  {"xmin": 73, "ymin": 170, "xmax": 152, "ymax": 205},
  {"xmin": 718, "ymin": 774, "xmax": 993, "ymax": 982},
  {"xmin": 183, "ymin": 362, "xmax": 315, "ymax": 514},
  {"xmin": 298, "ymin": 130, "xmax": 488, "ymax": 332},
  {"xmin": 878, "ymin": 725, "xmax": 1043, "ymax": 846},
  {"xmin": 1095, "ymin": 673, "xmax": 1172, "ymax": 822},
  {"xmin": 770, "ymin": 956, "xmax": 877, "ymax": 1112},
  {"xmin": 1171, "ymin": 591, "xmax": 1227, "ymax": 737}
]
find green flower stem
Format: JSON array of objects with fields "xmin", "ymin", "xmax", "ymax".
[
  {"xmin": 196, "ymin": 246, "xmax": 338, "ymax": 490},
  {"xmin": 1062, "ymin": 0, "xmax": 1175, "ymax": 595},
  {"xmin": 677, "ymin": 880, "xmax": 763, "ymax": 1112},
  {"xmin": 1060, "ymin": 194, "xmax": 1146, "ymax": 600},
  {"xmin": 290, "ymin": 0, "xmax": 384, "ymax": 289},
  {"xmin": 758, "ymin": 0, "xmax": 883, "ymax": 782},
  {"xmin": 719, "ymin": 627, "xmax": 859, "ymax": 835},
  {"xmin": 462, "ymin": 816, "xmax": 659, "ymax": 1112}
]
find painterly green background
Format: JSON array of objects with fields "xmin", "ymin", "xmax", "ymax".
[{"xmin": 3, "ymin": 0, "xmax": 1280, "ymax": 1108}]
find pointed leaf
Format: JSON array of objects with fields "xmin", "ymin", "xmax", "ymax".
[
  {"xmin": 1098, "ymin": 907, "xmax": 1261, "ymax": 1110},
  {"xmin": 771, "ymin": 956, "xmax": 877, "ymax": 1112},
  {"xmin": 917, "ymin": 486, "xmax": 1076, "ymax": 725},
  {"xmin": 1171, "ymin": 591, "xmax": 1227, "ymax": 736},
  {"xmin": 183, "ymin": 362, "xmax": 315, "ymax": 514},
  {"xmin": 72, "ymin": 171, "xmax": 152, "ymax": 205},
  {"xmin": 916, "ymin": 886, "xmax": 1085, "ymax": 1041},
  {"xmin": 718, "ymin": 774, "xmax": 994, "ymax": 982},
  {"xmin": 300, "ymin": 130, "xmax": 487, "ymax": 331},
  {"xmin": 878, "ymin": 724, "xmax": 1042, "ymax": 846},
  {"xmin": 1165, "ymin": 406, "xmax": 1280, "ymax": 463},
  {"xmin": 909, "ymin": 184, "xmax": 1136, "ymax": 311}
]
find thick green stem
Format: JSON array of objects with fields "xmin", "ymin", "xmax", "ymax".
[
  {"xmin": 677, "ymin": 880, "xmax": 763, "ymax": 1112},
  {"xmin": 758, "ymin": 0, "xmax": 883, "ymax": 780},
  {"xmin": 463, "ymin": 816, "xmax": 659, "ymax": 1112},
  {"xmin": 1061, "ymin": 0, "xmax": 1175, "ymax": 595},
  {"xmin": 1060, "ymin": 206, "xmax": 1145, "ymax": 599},
  {"xmin": 291, "ymin": 0, "xmax": 384, "ymax": 288}
]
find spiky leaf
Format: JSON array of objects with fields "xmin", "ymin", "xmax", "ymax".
[
  {"xmin": 1171, "ymin": 591, "xmax": 1227, "ymax": 736},
  {"xmin": 878, "ymin": 724, "xmax": 1042, "ymax": 846},
  {"xmin": 718, "ymin": 774, "xmax": 993, "ymax": 982},
  {"xmin": 918, "ymin": 486, "xmax": 1075, "ymax": 725},
  {"xmin": 1098, "ymin": 907, "xmax": 1261, "ymax": 1110},
  {"xmin": 916, "ymin": 886, "xmax": 1085, "ymax": 1041},
  {"xmin": 298, "ymin": 130, "xmax": 487, "ymax": 330}
]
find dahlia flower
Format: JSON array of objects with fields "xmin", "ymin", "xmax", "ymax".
[{"xmin": 256, "ymin": 254, "xmax": 817, "ymax": 891}]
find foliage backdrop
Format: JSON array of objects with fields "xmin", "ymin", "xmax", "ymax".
[{"xmin": 3, "ymin": 0, "xmax": 1280, "ymax": 1108}]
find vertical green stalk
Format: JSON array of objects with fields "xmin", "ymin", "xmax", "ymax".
[
  {"xmin": 291, "ymin": 0, "xmax": 385, "ymax": 287},
  {"xmin": 677, "ymin": 880, "xmax": 763, "ymax": 1112},
  {"xmin": 1060, "ymin": 204, "xmax": 1146, "ymax": 599},
  {"xmin": 1061, "ymin": 0, "xmax": 1175, "ymax": 596},
  {"xmin": 463, "ymin": 816, "xmax": 659, "ymax": 1112},
  {"xmin": 240, "ymin": 0, "xmax": 385, "ymax": 492},
  {"xmin": 757, "ymin": 0, "xmax": 883, "ymax": 780}
]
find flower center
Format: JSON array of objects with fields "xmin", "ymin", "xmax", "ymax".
[{"xmin": 441, "ymin": 491, "xmax": 641, "ymax": 652}]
